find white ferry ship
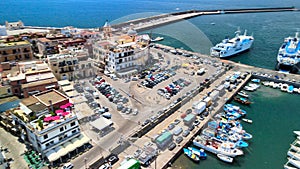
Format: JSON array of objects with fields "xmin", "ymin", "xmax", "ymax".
[
  {"xmin": 210, "ymin": 28, "xmax": 254, "ymax": 58},
  {"xmin": 275, "ymin": 32, "xmax": 300, "ymax": 73}
]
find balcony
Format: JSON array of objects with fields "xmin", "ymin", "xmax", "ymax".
[{"xmin": 42, "ymin": 131, "xmax": 81, "ymax": 152}]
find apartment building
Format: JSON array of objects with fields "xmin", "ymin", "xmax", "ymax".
[
  {"xmin": 0, "ymin": 41, "xmax": 33, "ymax": 63},
  {"xmin": 47, "ymin": 54, "xmax": 78, "ymax": 81},
  {"xmin": 11, "ymin": 90, "xmax": 89, "ymax": 163},
  {"xmin": 8, "ymin": 61, "xmax": 58, "ymax": 98}
]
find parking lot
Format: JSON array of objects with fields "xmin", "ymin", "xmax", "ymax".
[{"xmin": 71, "ymin": 45, "xmax": 224, "ymax": 168}]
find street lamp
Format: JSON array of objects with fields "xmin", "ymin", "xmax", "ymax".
[{"xmin": 84, "ymin": 157, "xmax": 88, "ymax": 169}]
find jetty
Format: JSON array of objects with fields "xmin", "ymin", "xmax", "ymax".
[{"xmin": 111, "ymin": 6, "xmax": 298, "ymax": 32}]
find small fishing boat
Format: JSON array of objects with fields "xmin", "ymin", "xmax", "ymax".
[
  {"xmin": 281, "ymin": 84, "xmax": 289, "ymax": 92},
  {"xmin": 235, "ymin": 140, "xmax": 249, "ymax": 148},
  {"xmin": 293, "ymin": 88, "xmax": 299, "ymax": 93},
  {"xmin": 251, "ymin": 79, "xmax": 260, "ymax": 83},
  {"xmin": 294, "ymin": 131, "xmax": 300, "ymax": 136},
  {"xmin": 237, "ymin": 91, "xmax": 249, "ymax": 98},
  {"xmin": 288, "ymin": 85, "xmax": 294, "ymax": 93},
  {"xmin": 290, "ymin": 144, "xmax": 300, "ymax": 152},
  {"xmin": 284, "ymin": 164, "xmax": 298, "ymax": 169},
  {"xmin": 262, "ymin": 81, "xmax": 270, "ymax": 86},
  {"xmin": 183, "ymin": 148, "xmax": 200, "ymax": 163},
  {"xmin": 288, "ymin": 158, "xmax": 300, "ymax": 168},
  {"xmin": 244, "ymin": 86, "xmax": 255, "ymax": 92},
  {"xmin": 287, "ymin": 150, "xmax": 300, "ymax": 161},
  {"xmin": 188, "ymin": 147, "xmax": 207, "ymax": 159},
  {"xmin": 151, "ymin": 36, "xmax": 164, "ymax": 42},
  {"xmin": 233, "ymin": 96, "xmax": 252, "ymax": 105},
  {"xmin": 242, "ymin": 118, "xmax": 253, "ymax": 124},
  {"xmin": 242, "ymin": 132, "xmax": 253, "ymax": 140},
  {"xmin": 217, "ymin": 154, "xmax": 234, "ymax": 163}
]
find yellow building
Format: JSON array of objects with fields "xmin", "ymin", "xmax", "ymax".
[{"xmin": 0, "ymin": 41, "xmax": 33, "ymax": 62}]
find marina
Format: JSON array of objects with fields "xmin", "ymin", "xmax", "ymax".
[{"xmin": 0, "ymin": 1, "xmax": 300, "ymax": 169}]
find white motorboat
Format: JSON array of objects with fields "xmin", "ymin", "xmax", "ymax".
[
  {"xmin": 151, "ymin": 36, "xmax": 164, "ymax": 42},
  {"xmin": 210, "ymin": 28, "xmax": 254, "ymax": 58},
  {"xmin": 244, "ymin": 86, "xmax": 255, "ymax": 92},
  {"xmin": 248, "ymin": 83, "xmax": 260, "ymax": 89},
  {"xmin": 290, "ymin": 144, "xmax": 300, "ymax": 152},
  {"xmin": 284, "ymin": 164, "xmax": 297, "ymax": 169},
  {"xmin": 262, "ymin": 81, "xmax": 270, "ymax": 86},
  {"xmin": 294, "ymin": 131, "xmax": 300, "ymax": 136},
  {"xmin": 293, "ymin": 88, "xmax": 299, "ymax": 93},
  {"xmin": 193, "ymin": 135, "xmax": 244, "ymax": 157},
  {"xmin": 237, "ymin": 91, "xmax": 249, "ymax": 98},
  {"xmin": 272, "ymin": 83, "xmax": 279, "ymax": 89},
  {"xmin": 242, "ymin": 118, "xmax": 253, "ymax": 124},
  {"xmin": 217, "ymin": 154, "xmax": 234, "ymax": 163},
  {"xmin": 288, "ymin": 158, "xmax": 300, "ymax": 168},
  {"xmin": 287, "ymin": 150, "xmax": 300, "ymax": 161},
  {"xmin": 269, "ymin": 81, "xmax": 275, "ymax": 88}
]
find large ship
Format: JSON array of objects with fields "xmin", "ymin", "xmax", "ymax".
[
  {"xmin": 275, "ymin": 32, "xmax": 300, "ymax": 73},
  {"xmin": 210, "ymin": 28, "xmax": 254, "ymax": 58}
]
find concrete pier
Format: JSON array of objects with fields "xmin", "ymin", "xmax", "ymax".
[{"xmin": 111, "ymin": 6, "xmax": 298, "ymax": 32}]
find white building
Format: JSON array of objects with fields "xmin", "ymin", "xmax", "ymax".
[
  {"xmin": 93, "ymin": 30, "xmax": 150, "ymax": 77},
  {"xmin": 12, "ymin": 90, "xmax": 89, "ymax": 163},
  {"xmin": 0, "ymin": 25, "xmax": 7, "ymax": 36}
]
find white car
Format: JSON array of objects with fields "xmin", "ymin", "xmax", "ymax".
[{"xmin": 62, "ymin": 163, "xmax": 73, "ymax": 169}]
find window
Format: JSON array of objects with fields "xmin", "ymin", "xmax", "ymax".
[
  {"xmin": 70, "ymin": 122, "xmax": 76, "ymax": 127},
  {"xmin": 72, "ymin": 129, "xmax": 77, "ymax": 133},
  {"xmin": 7, "ymin": 88, "xmax": 11, "ymax": 94},
  {"xmin": 53, "ymin": 63, "xmax": 57, "ymax": 66},
  {"xmin": 45, "ymin": 143, "xmax": 49, "ymax": 147},
  {"xmin": 60, "ymin": 127, "xmax": 64, "ymax": 132},
  {"xmin": 59, "ymin": 137, "xmax": 63, "ymax": 141},
  {"xmin": 44, "ymin": 134, "xmax": 48, "ymax": 139}
]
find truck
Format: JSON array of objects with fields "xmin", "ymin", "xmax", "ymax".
[
  {"xmin": 194, "ymin": 101, "xmax": 206, "ymax": 115},
  {"xmin": 118, "ymin": 159, "xmax": 140, "ymax": 169},
  {"xmin": 203, "ymin": 97, "xmax": 212, "ymax": 107}
]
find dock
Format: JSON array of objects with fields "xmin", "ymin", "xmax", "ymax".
[{"xmin": 111, "ymin": 6, "xmax": 298, "ymax": 32}]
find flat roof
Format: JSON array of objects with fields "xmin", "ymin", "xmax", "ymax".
[
  {"xmin": 58, "ymin": 80, "xmax": 70, "ymax": 86},
  {"xmin": 156, "ymin": 131, "xmax": 172, "ymax": 143},
  {"xmin": 21, "ymin": 96, "xmax": 39, "ymax": 106},
  {"xmin": 90, "ymin": 117, "xmax": 113, "ymax": 131},
  {"xmin": 0, "ymin": 41, "xmax": 30, "ymax": 47},
  {"xmin": 21, "ymin": 78, "xmax": 57, "ymax": 89},
  {"xmin": 26, "ymin": 72, "xmax": 55, "ymax": 82},
  {"xmin": 34, "ymin": 90, "xmax": 68, "ymax": 107}
]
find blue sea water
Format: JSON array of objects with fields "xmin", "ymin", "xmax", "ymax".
[{"xmin": 1, "ymin": 0, "xmax": 300, "ymax": 168}]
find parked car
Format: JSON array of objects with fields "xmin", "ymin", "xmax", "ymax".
[
  {"xmin": 107, "ymin": 154, "xmax": 119, "ymax": 165},
  {"xmin": 182, "ymin": 130, "xmax": 190, "ymax": 137},
  {"xmin": 62, "ymin": 163, "xmax": 73, "ymax": 169},
  {"xmin": 168, "ymin": 142, "xmax": 176, "ymax": 151},
  {"xmin": 175, "ymin": 136, "xmax": 183, "ymax": 144}
]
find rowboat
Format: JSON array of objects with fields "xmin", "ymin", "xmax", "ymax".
[
  {"xmin": 242, "ymin": 118, "xmax": 253, "ymax": 124},
  {"xmin": 217, "ymin": 154, "xmax": 233, "ymax": 163}
]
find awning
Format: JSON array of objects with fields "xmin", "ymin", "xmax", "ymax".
[
  {"xmin": 45, "ymin": 150, "xmax": 59, "ymax": 162},
  {"xmin": 63, "ymin": 141, "xmax": 77, "ymax": 152},
  {"xmin": 55, "ymin": 145, "xmax": 68, "ymax": 157},
  {"xmin": 45, "ymin": 85, "xmax": 56, "ymax": 89},
  {"xmin": 55, "ymin": 109, "xmax": 64, "ymax": 113}
]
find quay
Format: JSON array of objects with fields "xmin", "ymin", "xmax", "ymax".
[
  {"xmin": 113, "ymin": 44, "xmax": 300, "ymax": 169},
  {"xmin": 20, "ymin": 7, "xmax": 298, "ymax": 33},
  {"xmin": 111, "ymin": 6, "xmax": 298, "ymax": 32}
]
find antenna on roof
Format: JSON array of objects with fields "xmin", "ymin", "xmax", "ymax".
[{"xmin": 235, "ymin": 27, "xmax": 241, "ymax": 37}]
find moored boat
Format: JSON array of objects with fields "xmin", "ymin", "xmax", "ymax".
[
  {"xmin": 193, "ymin": 135, "xmax": 244, "ymax": 157},
  {"xmin": 183, "ymin": 148, "xmax": 200, "ymax": 163},
  {"xmin": 284, "ymin": 164, "xmax": 298, "ymax": 169},
  {"xmin": 188, "ymin": 147, "xmax": 207, "ymax": 159},
  {"xmin": 251, "ymin": 79, "xmax": 260, "ymax": 83},
  {"xmin": 288, "ymin": 158, "xmax": 300, "ymax": 168},
  {"xmin": 294, "ymin": 131, "xmax": 300, "ymax": 136},
  {"xmin": 151, "ymin": 36, "xmax": 164, "ymax": 42},
  {"xmin": 233, "ymin": 96, "xmax": 252, "ymax": 105},
  {"xmin": 237, "ymin": 91, "xmax": 249, "ymax": 98},
  {"xmin": 242, "ymin": 132, "xmax": 253, "ymax": 140},
  {"xmin": 262, "ymin": 81, "xmax": 270, "ymax": 86},
  {"xmin": 288, "ymin": 85, "xmax": 294, "ymax": 93},
  {"xmin": 244, "ymin": 86, "xmax": 255, "ymax": 92},
  {"xmin": 217, "ymin": 154, "xmax": 234, "ymax": 163},
  {"xmin": 281, "ymin": 84, "xmax": 289, "ymax": 92},
  {"xmin": 242, "ymin": 118, "xmax": 253, "ymax": 124},
  {"xmin": 287, "ymin": 150, "xmax": 300, "ymax": 161}
]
